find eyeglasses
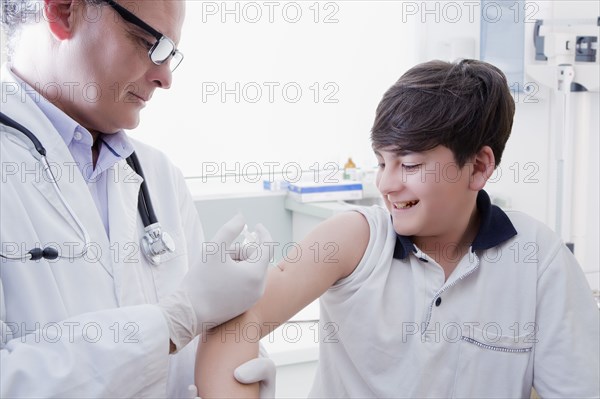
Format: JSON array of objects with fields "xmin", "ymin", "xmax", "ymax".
[{"xmin": 103, "ymin": 0, "xmax": 184, "ymax": 72}]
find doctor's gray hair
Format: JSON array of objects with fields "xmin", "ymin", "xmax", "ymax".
[
  {"xmin": 1, "ymin": 0, "xmax": 48, "ymax": 39},
  {"xmin": 0, "ymin": 0, "xmax": 103, "ymax": 56}
]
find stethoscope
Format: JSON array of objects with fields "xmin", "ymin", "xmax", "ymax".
[{"xmin": 0, "ymin": 111, "xmax": 175, "ymax": 265}]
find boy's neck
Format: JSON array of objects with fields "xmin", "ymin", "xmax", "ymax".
[{"xmin": 412, "ymin": 203, "xmax": 480, "ymax": 281}]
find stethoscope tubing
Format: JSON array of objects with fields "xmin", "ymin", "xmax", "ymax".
[
  {"xmin": 0, "ymin": 111, "xmax": 173, "ymax": 264},
  {"xmin": 126, "ymin": 152, "xmax": 158, "ymax": 226},
  {"xmin": 0, "ymin": 113, "xmax": 91, "ymax": 261}
]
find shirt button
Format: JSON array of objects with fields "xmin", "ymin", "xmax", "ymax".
[
  {"xmin": 74, "ymin": 131, "xmax": 82, "ymax": 141},
  {"xmin": 435, "ymin": 297, "xmax": 442, "ymax": 307}
]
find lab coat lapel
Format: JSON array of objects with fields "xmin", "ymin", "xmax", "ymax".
[
  {"xmin": 32, "ymin": 131, "xmax": 115, "ymax": 278},
  {"xmin": 31, "ymin": 177, "xmax": 85, "ymax": 239},
  {"xmin": 107, "ymin": 160, "xmax": 145, "ymax": 305},
  {"xmin": 107, "ymin": 160, "xmax": 142, "ymax": 244},
  {"xmin": 1, "ymin": 133, "xmax": 81, "ymax": 234},
  {"xmin": 1, "ymin": 74, "xmax": 115, "ymax": 278}
]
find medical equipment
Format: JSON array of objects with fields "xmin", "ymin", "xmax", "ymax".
[
  {"xmin": 527, "ymin": 17, "xmax": 600, "ymax": 244},
  {"xmin": 0, "ymin": 111, "xmax": 175, "ymax": 264},
  {"xmin": 527, "ymin": 18, "xmax": 599, "ymax": 256}
]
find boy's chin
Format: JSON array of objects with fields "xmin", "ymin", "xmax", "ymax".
[{"xmin": 392, "ymin": 223, "xmax": 418, "ymax": 238}]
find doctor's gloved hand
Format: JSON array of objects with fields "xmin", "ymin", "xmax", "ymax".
[
  {"xmin": 187, "ymin": 344, "xmax": 277, "ymax": 399},
  {"xmin": 158, "ymin": 214, "xmax": 273, "ymax": 352},
  {"xmin": 233, "ymin": 343, "xmax": 277, "ymax": 398}
]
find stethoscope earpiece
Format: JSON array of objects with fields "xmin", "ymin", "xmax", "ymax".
[{"xmin": 27, "ymin": 247, "xmax": 59, "ymax": 261}]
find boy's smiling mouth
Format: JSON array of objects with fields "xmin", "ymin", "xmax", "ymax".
[{"xmin": 392, "ymin": 200, "xmax": 420, "ymax": 209}]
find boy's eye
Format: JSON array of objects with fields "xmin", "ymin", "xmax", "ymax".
[
  {"xmin": 377, "ymin": 163, "xmax": 385, "ymax": 169},
  {"xmin": 402, "ymin": 164, "xmax": 421, "ymax": 171}
]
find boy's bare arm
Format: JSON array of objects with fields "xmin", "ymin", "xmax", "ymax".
[{"xmin": 196, "ymin": 211, "xmax": 370, "ymax": 398}]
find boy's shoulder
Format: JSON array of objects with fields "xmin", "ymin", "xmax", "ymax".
[
  {"xmin": 503, "ymin": 210, "xmax": 557, "ymax": 238},
  {"xmin": 347, "ymin": 204, "xmax": 395, "ymax": 236},
  {"xmin": 500, "ymin": 209, "xmax": 564, "ymax": 259}
]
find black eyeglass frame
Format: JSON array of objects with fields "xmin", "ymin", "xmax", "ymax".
[{"xmin": 102, "ymin": 0, "xmax": 184, "ymax": 71}]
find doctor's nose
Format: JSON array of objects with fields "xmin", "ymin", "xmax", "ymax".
[{"xmin": 148, "ymin": 63, "xmax": 173, "ymax": 90}]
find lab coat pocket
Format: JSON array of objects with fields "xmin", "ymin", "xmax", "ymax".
[{"xmin": 453, "ymin": 326, "xmax": 534, "ymax": 398}]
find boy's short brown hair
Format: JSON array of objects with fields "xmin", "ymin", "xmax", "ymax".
[{"xmin": 371, "ymin": 59, "xmax": 515, "ymax": 167}]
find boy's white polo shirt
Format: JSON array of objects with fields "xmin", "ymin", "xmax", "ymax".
[{"xmin": 309, "ymin": 190, "xmax": 599, "ymax": 398}]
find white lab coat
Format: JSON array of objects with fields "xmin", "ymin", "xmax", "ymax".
[{"xmin": 0, "ymin": 68, "xmax": 201, "ymax": 397}]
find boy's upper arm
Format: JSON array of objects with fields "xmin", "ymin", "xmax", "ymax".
[{"xmin": 254, "ymin": 210, "xmax": 370, "ymax": 327}]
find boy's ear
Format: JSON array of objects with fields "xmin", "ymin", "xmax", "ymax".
[
  {"xmin": 44, "ymin": 0, "xmax": 78, "ymax": 41},
  {"xmin": 469, "ymin": 146, "xmax": 495, "ymax": 191}
]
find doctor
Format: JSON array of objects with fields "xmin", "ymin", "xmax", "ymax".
[{"xmin": 1, "ymin": 0, "xmax": 272, "ymax": 396}]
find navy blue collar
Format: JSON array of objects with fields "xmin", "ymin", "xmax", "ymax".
[{"xmin": 393, "ymin": 190, "xmax": 518, "ymax": 260}]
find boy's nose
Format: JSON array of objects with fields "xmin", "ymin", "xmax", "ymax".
[{"xmin": 377, "ymin": 168, "xmax": 403, "ymax": 196}]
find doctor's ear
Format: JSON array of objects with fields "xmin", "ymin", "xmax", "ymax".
[
  {"xmin": 44, "ymin": 0, "xmax": 78, "ymax": 40},
  {"xmin": 468, "ymin": 146, "xmax": 495, "ymax": 191}
]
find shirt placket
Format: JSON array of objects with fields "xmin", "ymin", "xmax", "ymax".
[{"xmin": 413, "ymin": 248, "xmax": 481, "ymax": 339}]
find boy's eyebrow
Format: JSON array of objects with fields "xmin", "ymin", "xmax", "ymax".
[{"xmin": 373, "ymin": 149, "xmax": 415, "ymax": 157}]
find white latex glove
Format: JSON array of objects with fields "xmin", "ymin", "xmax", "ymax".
[
  {"xmin": 234, "ymin": 344, "xmax": 276, "ymax": 398},
  {"xmin": 187, "ymin": 344, "xmax": 276, "ymax": 399},
  {"xmin": 159, "ymin": 214, "xmax": 273, "ymax": 351}
]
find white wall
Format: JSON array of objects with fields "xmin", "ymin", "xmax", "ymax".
[{"xmin": 132, "ymin": 1, "xmax": 419, "ymax": 177}]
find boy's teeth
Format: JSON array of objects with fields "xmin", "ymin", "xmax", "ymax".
[{"xmin": 394, "ymin": 200, "xmax": 419, "ymax": 209}]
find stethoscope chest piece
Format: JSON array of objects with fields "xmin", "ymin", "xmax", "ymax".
[{"xmin": 141, "ymin": 223, "xmax": 175, "ymax": 266}]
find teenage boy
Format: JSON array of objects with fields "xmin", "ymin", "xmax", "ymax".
[{"xmin": 195, "ymin": 59, "xmax": 599, "ymax": 398}]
